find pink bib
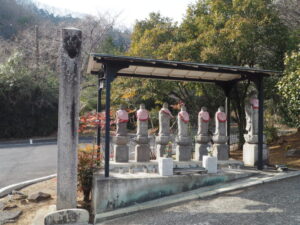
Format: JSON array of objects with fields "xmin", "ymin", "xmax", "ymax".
[
  {"xmin": 199, "ymin": 111, "xmax": 210, "ymax": 122},
  {"xmin": 162, "ymin": 109, "xmax": 173, "ymax": 118},
  {"xmin": 116, "ymin": 110, "xmax": 129, "ymax": 123},
  {"xmin": 251, "ymin": 98, "xmax": 259, "ymax": 109},
  {"xmin": 137, "ymin": 109, "xmax": 149, "ymax": 121},
  {"xmin": 217, "ymin": 111, "xmax": 227, "ymax": 122},
  {"xmin": 179, "ymin": 111, "xmax": 189, "ymax": 123}
]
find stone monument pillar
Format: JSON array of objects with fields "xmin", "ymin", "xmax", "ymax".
[
  {"xmin": 212, "ymin": 106, "xmax": 229, "ymax": 160},
  {"xmin": 194, "ymin": 107, "xmax": 211, "ymax": 161},
  {"xmin": 243, "ymin": 94, "xmax": 269, "ymax": 166},
  {"xmin": 176, "ymin": 105, "xmax": 192, "ymax": 161},
  {"xmin": 135, "ymin": 104, "xmax": 151, "ymax": 162},
  {"xmin": 156, "ymin": 103, "xmax": 173, "ymax": 158},
  {"xmin": 57, "ymin": 28, "xmax": 81, "ymax": 210},
  {"xmin": 113, "ymin": 104, "xmax": 129, "ymax": 162}
]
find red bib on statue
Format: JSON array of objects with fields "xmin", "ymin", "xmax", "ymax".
[
  {"xmin": 199, "ymin": 111, "xmax": 210, "ymax": 122},
  {"xmin": 162, "ymin": 109, "xmax": 173, "ymax": 118},
  {"xmin": 137, "ymin": 109, "xmax": 149, "ymax": 121},
  {"xmin": 217, "ymin": 111, "xmax": 227, "ymax": 122},
  {"xmin": 251, "ymin": 98, "xmax": 259, "ymax": 109},
  {"xmin": 179, "ymin": 111, "xmax": 189, "ymax": 123}
]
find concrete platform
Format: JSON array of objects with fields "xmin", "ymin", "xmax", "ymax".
[
  {"xmin": 92, "ymin": 167, "xmax": 253, "ymax": 223},
  {"xmin": 109, "ymin": 159, "xmax": 243, "ymax": 173}
]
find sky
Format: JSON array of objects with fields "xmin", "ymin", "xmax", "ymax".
[{"xmin": 34, "ymin": 0, "xmax": 195, "ymax": 28}]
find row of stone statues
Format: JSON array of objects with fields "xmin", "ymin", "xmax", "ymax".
[{"xmin": 113, "ymin": 103, "xmax": 230, "ymax": 163}]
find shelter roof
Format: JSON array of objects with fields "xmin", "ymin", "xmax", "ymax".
[{"xmin": 87, "ymin": 54, "xmax": 279, "ymax": 82}]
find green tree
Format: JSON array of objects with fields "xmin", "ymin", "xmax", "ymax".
[
  {"xmin": 0, "ymin": 52, "xmax": 58, "ymax": 138},
  {"xmin": 120, "ymin": 1, "xmax": 291, "ymax": 144},
  {"xmin": 277, "ymin": 48, "xmax": 300, "ymax": 128}
]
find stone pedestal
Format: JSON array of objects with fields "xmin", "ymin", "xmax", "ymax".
[
  {"xmin": 158, "ymin": 157, "xmax": 173, "ymax": 176},
  {"xmin": 212, "ymin": 143, "xmax": 229, "ymax": 160},
  {"xmin": 135, "ymin": 136, "xmax": 150, "ymax": 162},
  {"xmin": 113, "ymin": 136, "xmax": 129, "ymax": 162},
  {"xmin": 194, "ymin": 135, "xmax": 210, "ymax": 161},
  {"xmin": 176, "ymin": 137, "xmax": 192, "ymax": 161},
  {"xmin": 156, "ymin": 136, "xmax": 170, "ymax": 158},
  {"xmin": 243, "ymin": 139, "xmax": 269, "ymax": 166}
]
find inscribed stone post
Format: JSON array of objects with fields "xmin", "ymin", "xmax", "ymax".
[{"xmin": 57, "ymin": 28, "xmax": 82, "ymax": 210}]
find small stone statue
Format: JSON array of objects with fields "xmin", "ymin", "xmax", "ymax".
[
  {"xmin": 176, "ymin": 105, "xmax": 192, "ymax": 161},
  {"xmin": 214, "ymin": 106, "xmax": 227, "ymax": 136},
  {"xmin": 156, "ymin": 103, "xmax": 173, "ymax": 158},
  {"xmin": 212, "ymin": 106, "xmax": 228, "ymax": 160},
  {"xmin": 159, "ymin": 102, "xmax": 173, "ymax": 136},
  {"xmin": 113, "ymin": 104, "xmax": 129, "ymax": 162},
  {"xmin": 245, "ymin": 93, "xmax": 259, "ymax": 137},
  {"xmin": 197, "ymin": 107, "xmax": 210, "ymax": 136},
  {"xmin": 135, "ymin": 104, "xmax": 151, "ymax": 162},
  {"xmin": 195, "ymin": 107, "xmax": 211, "ymax": 160},
  {"xmin": 116, "ymin": 104, "xmax": 129, "ymax": 136},
  {"xmin": 178, "ymin": 105, "xmax": 189, "ymax": 137}
]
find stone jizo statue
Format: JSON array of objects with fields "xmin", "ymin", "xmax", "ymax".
[
  {"xmin": 245, "ymin": 93, "xmax": 259, "ymax": 137},
  {"xmin": 135, "ymin": 103, "xmax": 150, "ymax": 162},
  {"xmin": 113, "ymin": 104, "xmax": 129, "ymax": 162},
  {"xmin": 116, "ymin": 104, "xmax": 128, "ymax": 136},
  {"xmin": 212, "ymin": 106, "xmax": 228, "ymax": 160},
  {"xmin": 197, "ymin": 106, "xmax": 210, "ymax": 136},
  {"xmin": 158, "ymin": 102, "xmax": 173, "ymax": 136},
  {"xmin": 136, "ymin": 103, "xmax": 149, "ymax": 137},
  {"xmin": 178, "ymin": 105, "xmax": 189, "ymax": 137},
  {"xmin": 156, "ymin": 102, "xmax": 173, "ymax": 157},
  {"xmin": 194, "ymin": 106, "xmax": 211, "ymax": 161},
  {"xmin": 214, "ymin": 106, "xmax": 227, "ymax": 136},
  {"xmin": 176, "ymin": 105, "xmax": 192, "ymax": 161}
]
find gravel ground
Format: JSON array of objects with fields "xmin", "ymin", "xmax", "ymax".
[{"xmin": 99, "ymin": 176, "xmax": 300, "ymax": 225}]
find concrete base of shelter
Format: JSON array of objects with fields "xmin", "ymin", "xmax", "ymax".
[
  {"xmin": 92, "ymin": 168, "xmax": 253, "ymax": 224},
  {"xmin": 243, "ymin": 143, "xmax": 269, "ymax": 166},
  {"xmin": 109, "ymin": 159, "xmax": 244, "ymax": 174}
]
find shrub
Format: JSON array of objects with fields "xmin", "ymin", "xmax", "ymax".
[{"xmin": 0, "ymin": 53, "xmax": 58, "ymax": 138}]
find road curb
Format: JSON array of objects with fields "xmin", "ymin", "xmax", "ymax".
[
  {"xmin": 0, "ymin": 174, "xmax": 57, "ymax": 198},
  {"xmin": 95, "ymin": 170, "xmax": 300, "ymax": 224}
]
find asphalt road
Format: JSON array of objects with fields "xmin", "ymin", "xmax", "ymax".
[
  {"xmin": 100, "ymin": 176, "xmax": 300, "ymax": 225},
  {"xmin": 0, "ymin": 144, "xmax": 57, "ymax": 188}
]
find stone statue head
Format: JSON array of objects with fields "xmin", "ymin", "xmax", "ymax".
[
  {"xmin": 219, "ymin": 106, "xmax": 225, "ymax": 112},
  {"xmin": 201, "ymin": 106, "xmax": 207, "ymax": 111},
  {"xmin": 120, "ymin": 104, "xmax": 126, "ymax": 110},
  {"xmin": 181, "ymin": 105, "xmax": 186, "ymax": 111},
  {"xmin": 140, "ymin": 103, "xmax": 145, "ymax": 109},
  {"xmin": 248, "ymin": 91, "xmax": 257, "ymax": 99},
  {"xmin": 163, "ymin": 102, "xmax": 168, "ymax": 108}
]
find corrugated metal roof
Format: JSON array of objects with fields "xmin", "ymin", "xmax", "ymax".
[{"xmin": 87, "ymin": 53, "xmax": 280, "ymax": 82}]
